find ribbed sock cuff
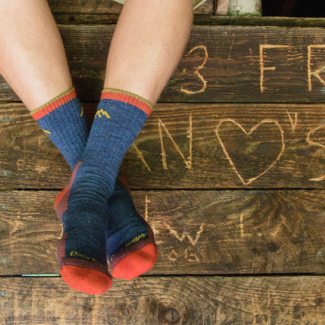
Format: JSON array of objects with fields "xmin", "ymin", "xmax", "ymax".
[
  {"xmin": 31, "ymin": 86, "xmax": 77, "ymax": 120},
  {"xmin": 101, "ymin": 87, "xmax": 154, "ymax": 117}
]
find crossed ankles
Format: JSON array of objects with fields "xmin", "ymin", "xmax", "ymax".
[{"xmin": 54, "ymin": 162, "xmax": 158, "ymax": 295}]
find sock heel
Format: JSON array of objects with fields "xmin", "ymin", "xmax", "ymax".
[
  {"xmin": 56, "ymin": 223, "xmax": 113, "ymax": 295},
  {"xmin": 55, "ymin": 162, "xmax": 113, "ymax": 295}
]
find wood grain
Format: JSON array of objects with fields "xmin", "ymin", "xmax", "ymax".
[
  {"xmin": 0, "ymin": 3, "xmax": 323, "ymax": 323},
  {"xmin": 0, "ymin": 190, "xmax": 324, "ymax": 275},
  {"xmin": 0, "ymin": 276, "xmax": 324, "ymax": 324},
  {"xmin": 0, "ymin": 103, "xmax": 323, "ymax": 189},
  {"xmin": 49, "ymin": 0, "xmax": 123, "ymax": 15},
  {"xmin": 48, "ymin": 0, "xmax": 214, "ymax": 15},
  {"xmin": 196, "ymin": 16, "xmax": 325, "ymax": 27},
  {"xmin": 1, "ymin": 25, "xmax": 325, "ymax": 103}
]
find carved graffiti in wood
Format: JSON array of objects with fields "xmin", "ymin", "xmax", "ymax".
[
  {"xmin": 215, "ymin": 119, "xmax": 285, "ymax": 185},
  {"xmin": 180, "ymin": 45, "xmax": 208, "ymax": 95}
]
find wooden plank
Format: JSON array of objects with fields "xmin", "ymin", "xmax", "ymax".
[
  {"xmin": 1, "ymin": 25, "xmax": 325, "ymax": 103},
  {"xmin": 122, "ymin": 103, "xmax": 325, "ymax": 189},
  {"xmin": 0, "ymin": 190, "xmax": 324, "ymax": 275},
  {"xmin": 0, "ymin": 103, "xmax": 324, "ymax": 190},
  {"xmin": 48, "ymin": 0, "xmax": 214, "ymax": 15},
  {"xmin": 53, "ymin": 14, "xmax": 325, "ymax": 27},
  {"xmin": 49, "ymin": 0, "xmax": 122, "ymax": 15},
  {"xmin": 0, "ymin": 276, "xmax": 324, "ymax": 324},
  {"xmin": 53, "ymin": 13, "xmax": 325, "ymax": 26},
  {"xmin": 197, "ymin": 16, "xmax": 325, "ymax": 27}
]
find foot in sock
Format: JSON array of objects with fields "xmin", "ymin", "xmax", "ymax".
[
  {"xmin": 57, "ymin": 161, "xmax": 112, "ymax": 295},
  {"xmin": 55, "ymin": 169, "xmax": 158, "ymax": 281},
  {"xmin": 105, "ymin": 176, "xmax": 158, "ymax": 280},
  {"xmin": 31, "ymin": 87, "xmax": 112, "ymax": 294},
  {"xmin": 54, "ymin": 87, "xmax": 158, "ymax": 280}
]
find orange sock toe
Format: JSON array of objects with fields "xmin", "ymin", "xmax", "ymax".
[
  {"xmin": 111, "ymin": 243, "xmax": 158, "ymax": 280},
  {"xmin": 60, "ymin": 265, "xmax": 112, "ymax": 295}
]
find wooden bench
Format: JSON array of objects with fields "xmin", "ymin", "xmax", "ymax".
[{"xmin": 0, "ymin": 1, "xmax": 324, "ymax": 323}]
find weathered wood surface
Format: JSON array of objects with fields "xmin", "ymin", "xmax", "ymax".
[
  {"xmin": 48, "ymin": 0, "xmax": 214, "ymax": 15},
  {"xmin": 0, "ymin": 103, "xmax": 324, "ymax": 190},
  {"xmin": 53, "ymin": 12, "xmax": 325, "ymax": 26},
  {"xmin": 0, "ymin": 190, "xmax": 324, "ymax": 275},
  {"xmin": 49, "ymin": 0, "xmax": 121, "ymax": 15},
  {"xmin": 197, "ymin": 16, "xmax": 325, "ymax": 27},
  {"xmin": 0, "ymin": 276, "xmax": 324, "ymax": 324},
  {"xmin": 1, "ymin": 25, "xmax": 325, "ymax": 103},
  {"xmin": 0, "ymin": 2, "xmax": 323, "ymax": 324}
]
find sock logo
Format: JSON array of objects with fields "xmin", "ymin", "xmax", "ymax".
[
  {"xmin": 125, "ymin": 233, "xmax": 147, "ymax": 248},
  {"xmin": 95, "ymin": 109, "xmax": 111, "ymax": 120},
  {"xmin": 42, "ymin": 129, "xmax": 51, "ymax": 135},
  {"xmin": 69, "ymin": 250, "xmax": 96, "ymax": 262}
]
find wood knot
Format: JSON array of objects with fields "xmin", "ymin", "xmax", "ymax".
[
  {"xmin": 158, "ymin": 307, "xmax": 181, "ymax": 324},
  {"xmin": 314, "ymin": 297, "xmax": 323, "ymax": 306},
  {"xmin": 266, "ymin": 241, "xmax": 280, "ymax": 253}
]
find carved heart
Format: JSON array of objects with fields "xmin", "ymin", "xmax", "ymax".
[{"xmin": 215, "ymin": 119, "xmax": 285, "ymax": 186}]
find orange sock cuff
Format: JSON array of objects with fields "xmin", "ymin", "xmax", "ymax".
[
  {"xmin": 31, "ymin": 86, "xmax": 77, "ymax": 120},
  {"xmin": 101, "ymin": 87, "xmax": 154, "ymax": 117}
]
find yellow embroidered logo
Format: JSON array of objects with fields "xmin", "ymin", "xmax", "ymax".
[
  {"xmin": 125, "ymin": 233, "xmax": 146, "ymax": 248},
  {"xmin": 80, "ymin": 106, "xmax": 84, "ymax": 117},
  {"xmin": 69, "ymin": 251, "xmax": 96, "ymax": 262},
  {"xmin": 95, "ymin": 109, "xmax": 111, "ymax": 120},
  {"xmin": 42, "ymin": 129, "xmax": 51, "ymax": 135}
]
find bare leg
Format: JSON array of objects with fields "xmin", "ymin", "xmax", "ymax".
[
  {"xmin": 0, "ymin": 0, "xmax": 72, "ymax": 110},
  {"xmin": 104, "ymin": 0, "xmax": 193, "ymax": 104}
]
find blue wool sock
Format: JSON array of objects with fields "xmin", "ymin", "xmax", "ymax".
[
  {"xmin": 106, "ymin": 176, "xmax": 157, "ymax": 280},
  {"xmin": 64, "ymin": 87, "xmax": 157, "ymax": 280},
  {"xmin": 31, "ymin": 86, "xmax": 112, "ymax": 295},
  {"xmin": 66, "ymin": 88, "xmax": 151, "ymax": 208},
  {"xmin": 31, "ymin": 86, "xmax": 87, "ymax": 170},
  {"xmin": 32, "ymin": 86, "xmax": 157, "ymax": 291},
  {"xmin": 106, "ymin": 179, "xmax": 149, "ymax": 257}
]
